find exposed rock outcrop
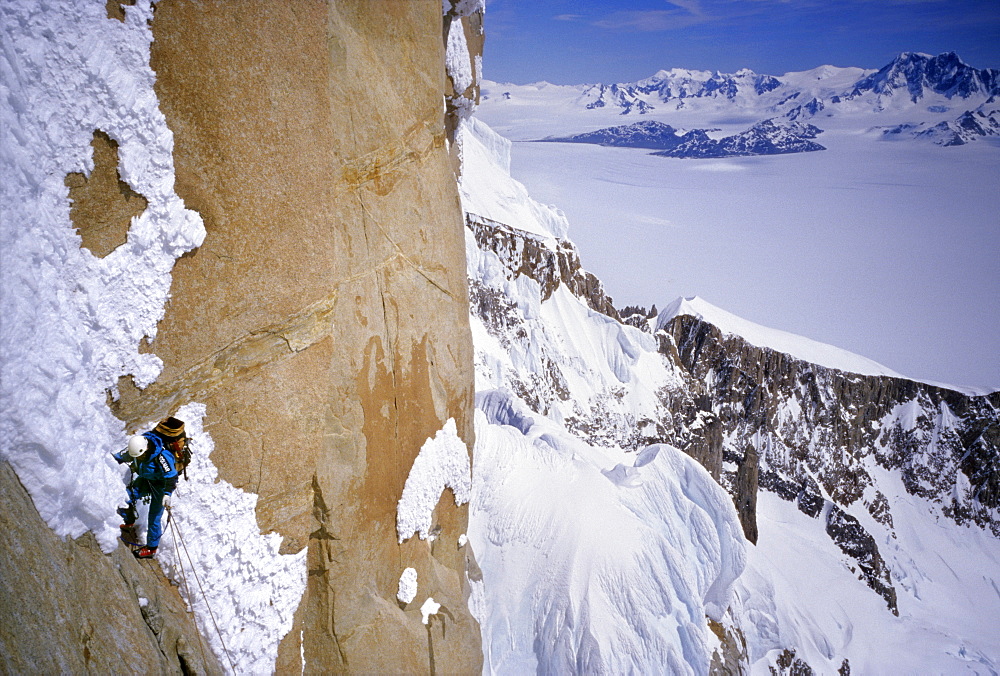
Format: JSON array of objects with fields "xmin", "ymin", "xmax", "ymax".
[
  {"xmin": 467, "ymin": 213, "xmax": 619, "ymax": 319},
  {"xmin": 664, "ymin": 314, "xmax": 1000, "ymax": 536},
  {"xmin": 0, "ymin": 461, "xmax": 221, "ymax": 674},
  {"xmin": 661, "ymin": 312, "xmax": 999, "ymax": 617}
]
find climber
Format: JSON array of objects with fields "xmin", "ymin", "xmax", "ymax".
[{"xmin": 112, "ymin": 416, "xmax": 190, "ymax": 559}]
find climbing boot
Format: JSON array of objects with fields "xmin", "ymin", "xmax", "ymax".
[
  {"xmin": 133, "ymin": 546, "xmax": 157, "ymax": 559},
  {"xmin": 117, "ymin": 505, "xmax": 136, "ymax": 524}
]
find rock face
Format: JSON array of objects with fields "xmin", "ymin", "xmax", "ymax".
[
  {"xmin": 3, "ymin": 0, "xmax": 484, "ymax": 673},
  {"xmin": 0, "ymin": 461, "xmax": 221, "ymax": 674}
]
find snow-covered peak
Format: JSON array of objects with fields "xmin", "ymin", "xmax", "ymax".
[
  {"xmin": 636, "ymin": 68, "xmax": 714, "ymax": 86},
  {"xmin": 897, "ymin": 51, "xmax": 937, "ymax": 63},
  {"xmin": 659, "ymin": 296, "xmax": 904, "ymax": 379},
  {"xmin": 780, "ymin": 65, "xmax": 873, "ymax": 91},
  {"xmin": 853, "ymin": 51, "xmax": 999, "ymax": 101}
]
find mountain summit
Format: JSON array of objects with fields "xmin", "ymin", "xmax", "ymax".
[{"xmin": 853, "ymin": 51, "xmax": 1000, "ymax": 102}]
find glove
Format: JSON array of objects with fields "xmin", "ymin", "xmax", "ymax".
[
  {"xmin": 114, "ymin": 450, "xmax": 129, "ymax": 464},
  {"xmin": 162, "ymin": 494, "xmax": 172, "ymax": 509}
]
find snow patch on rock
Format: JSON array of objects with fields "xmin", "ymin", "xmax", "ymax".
[
  {"xmin": 397, "ymin": 567, "xmax": 418, "ymax": 605},
  {"xmin": 421, "ymin": 597, "xmax": 442, "ymax": 625},
  {"xmin": 396, "ymin": 418, "xmax": 472, "ymax": 543},
  {"xmin": 158, "ymin": 404, "xmax": 306, "ymax": 675}
]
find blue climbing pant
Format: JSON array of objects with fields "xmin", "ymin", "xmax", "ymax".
[{"xmin": 126, "ymin": 478, "xmax": 170, "ymax": 548}]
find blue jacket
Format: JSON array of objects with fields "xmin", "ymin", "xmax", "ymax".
[{"xmin": 114, "ymin": 432, "xmax": 179, "ymax": 484}]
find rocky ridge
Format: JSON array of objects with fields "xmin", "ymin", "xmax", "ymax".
[
  {"xmin": 883, "ymin": 103, "xmax": 1000, "ymax": 145},
  {"xmin": 544, "ymin": 117, "xmax": 825, "ymax": 158},
  {"xmin": 653, "ymin": 118, "xmax": 825, "ymax": 158},
  {"xmin": 661, "ymin": 313, "xmax": 999, "ymax": 614},
  {"xmin": 542, "ymin": 120, "xmax": 712, "ymax": 150}
]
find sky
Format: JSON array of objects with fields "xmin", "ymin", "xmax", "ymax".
[{"xmin": 482, "ymin": 0, "xmax": 1000, "ymax": 85}]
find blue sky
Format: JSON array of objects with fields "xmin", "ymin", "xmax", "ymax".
[{"xmin": 483, "ymin": 0, "xmax": 1000, "ymax": 84}]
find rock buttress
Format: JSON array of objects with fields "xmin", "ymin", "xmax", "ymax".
[{"xmin": 110, "ymin": 1, "xmax": 481, "ymax": 672}]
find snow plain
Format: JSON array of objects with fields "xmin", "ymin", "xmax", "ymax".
[{"xmin": 476, "ymin": 76, "xmax": 1000, "ymax": 392}]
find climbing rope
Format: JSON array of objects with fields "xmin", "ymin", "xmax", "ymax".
[
  {"xmin": 167, "ymin": 512, "xmax": 210, "ymax": 672},
  {"xmin": 168, "ymin": 508, "xmax": 238, "ymax": 673}
]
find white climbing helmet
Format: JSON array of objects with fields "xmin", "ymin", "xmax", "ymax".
[{"xmin": 127, "ymin": 435, "xmax": 147, "ymax": 457}]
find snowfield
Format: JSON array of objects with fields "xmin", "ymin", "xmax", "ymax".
[{"xmin": 469, "ymin": 395, "xmax": 746, "ymax": 675}]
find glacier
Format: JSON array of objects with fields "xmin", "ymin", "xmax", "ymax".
[{"xmin": 475, "ymin": 52, "xmax": 1000, "ymax": 391}]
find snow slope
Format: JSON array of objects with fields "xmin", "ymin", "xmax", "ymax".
[
  {"xmin": 736, "ymin": 474, "xmax": 1000, "ymax": 675},
  {"xmin": 0, "ymin": 2, "xmax": 305, "ymax": 672},
  {"xmin": 470, "ymin": 394, "xmax": 746, "ymax": 675}
]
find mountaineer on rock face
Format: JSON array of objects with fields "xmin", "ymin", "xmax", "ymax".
[{"xmin": 112, "ymin": 417, "xmax": 190, "ymax": 559}]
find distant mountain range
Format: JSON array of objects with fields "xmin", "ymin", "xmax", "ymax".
[
  {"xmin": 486, "ymin": 52, "xmax": 1000, "ymax": 155},
  {"xmin": 574, "ymin": 51, "xmax": 998, "ymax": 113},
  {"xmin": 544, "ymin": 118, "xmax": 827, "ymax": 158}
]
